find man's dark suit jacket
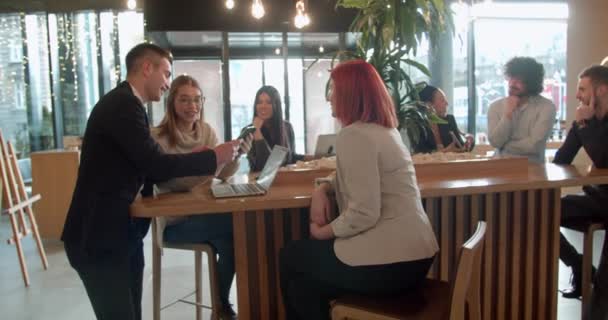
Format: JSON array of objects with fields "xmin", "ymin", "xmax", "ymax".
[{"xmin": 61, "ymin": 81, "xmax": 217, "ymax": 256}]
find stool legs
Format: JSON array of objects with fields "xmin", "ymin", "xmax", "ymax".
[
  {"xmin": 582, "ymin": 224, "xmax": 603, "ymax": 319},
  {"xmin": 153, "ymin": 240, "xmax": 162, "ymax": 320}
]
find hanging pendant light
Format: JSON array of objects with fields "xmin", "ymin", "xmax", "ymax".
[
  {"xmin": 294, "ymin": 0, "xmax": 310, "ymax": 29},
  {"xmin": 252, "ymin": 0, "xmax": 265, "ymax": 19}
]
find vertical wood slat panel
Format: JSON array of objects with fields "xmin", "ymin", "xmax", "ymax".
[
  {"xmin": 290, "ymin": 208, "xmax": 301, "ymax": 241},
  {"xmin": 497, "ymin": 192, "xmax": 508, "ymax": 320},
  {"xmin": 455, "ymin": 196, "xmax": 465, "ymax": 252},
  {"xmin": 548, "ymin": 189, "xmax": 561, "ymax": 320},
  {"xmin": 511, "ymin": 191, "xmax": 522, "ymax": 320},
  {"xmin": 273, "ymin": 210, "xmax": 286, "ymax": 320},
  {"xmin": 483, "ymin": 193, "xmax": 494, "ymax": 320},
  {"xmin": 255, "ymin": 211, "xmax": 270, "ymax": 320},
  {"xmin": 524, "ymin": 191, "xmax": 536, "ymax": 320},
  {"xmin": 537, "ymin": 190, "xmax": 549, "ymax": 320},
  {"xmin": 440, "ymin": 197, "xmax": 450, "ymax": 282},
  {"xmin": 471, "ymin": 195, "xmax": 480, "ymax": 240},
  {"xmin": 233, "ymin": 212, "xmax": 251, "ymax": 320}
]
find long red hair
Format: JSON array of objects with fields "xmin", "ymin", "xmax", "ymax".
[{"xmin": 330, "ymin": 60, "xmax": 397, "ymax": 128}]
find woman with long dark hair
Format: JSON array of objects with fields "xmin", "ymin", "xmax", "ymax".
[{"xmin": 245, "ymin": 85, "xmax": 308, "ymax": 171}]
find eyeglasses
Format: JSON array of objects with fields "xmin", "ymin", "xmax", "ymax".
[{"xmin": 177, "ymin": 96, "xmax": 206, "ymax": 106}]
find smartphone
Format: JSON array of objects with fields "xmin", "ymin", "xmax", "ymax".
[
  {"xmin": 238, "ymin": 126, "xmax": 257, "ymax": 140},
  {"xmin": 237, "ymin": 126, "xmax": 257, "ymax": 154}
]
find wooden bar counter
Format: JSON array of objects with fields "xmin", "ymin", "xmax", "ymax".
[{"xmin": 130, "ymin": 163, "xmax": 608, "ymax": 320}]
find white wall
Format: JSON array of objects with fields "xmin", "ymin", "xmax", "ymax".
[{"xmin": 566, "ymin": 0, "xmax": 608, "ymax": 164}]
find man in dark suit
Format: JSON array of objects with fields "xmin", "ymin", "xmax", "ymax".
[
  {"xmin": 61, "ymin": 43, "xmax": 238, "ymax": 320},
  {"xmin": 555, "ymin": 65, "xmax": 608, "ymax": 319}
]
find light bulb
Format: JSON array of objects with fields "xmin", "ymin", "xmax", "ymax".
[
  {"xmin": 294, "ymin": 13, "xmax": 306, "ymax": 29},
  {"xmin": 274, "ymin": 48, "xmax": 281, "ymax": 55},
  {"xmin": 252, "ymin": 1, "xmax": 265, "ymax": 19},
  {"xmin": 318, "ymin": 45, "xmax": 324, "ymax": 53},
  {"xmin": 226, "ymin": 0, "xmax": 235, "ymax": 9},
  {"xmin": 127, "ymin": 0, "xmax": 136, "ymax": 10}
]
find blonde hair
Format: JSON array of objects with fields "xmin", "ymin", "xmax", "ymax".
[{"xmin": 155, "ymin": 75, "xmax": 204, "ymax": 147}]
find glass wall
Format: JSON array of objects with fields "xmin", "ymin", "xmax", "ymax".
[
  {"xmin": 0, "ymin": 10, "xmax": 143, "ymax": 156},
  {"xmin": 173, "ymin": 60, "xmax": 225, "ymax": 140},
  {"xmin": 0, "ymin": 3, "xmax": 570, "ymax": 157},
  {"xmin": 463, "ymin": 2, "xmax": 568, "ymax": 143}
]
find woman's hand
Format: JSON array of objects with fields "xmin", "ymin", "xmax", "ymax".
[
  {"xmin": 252, "ymin": 116, "xmax": 265, "ymax": 140},
  {"xmin": 238, "ymin": 133, "xmax": 254, "ymax": 155},
  {"xmin": 310, "ymin": 222, "xmax": 335, "ymax": 240},
  {"xmin": 310, "ymin": 184, "xmax": 331, "ymax": 225}
]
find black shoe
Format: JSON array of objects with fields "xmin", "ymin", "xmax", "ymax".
[
  {"xmin": 561, "ymin": 265, "xmax": 597, "ymax": 299},
  {"xmin": 219, "ymin": 303, "xmax": 237, "ymax": 320}
]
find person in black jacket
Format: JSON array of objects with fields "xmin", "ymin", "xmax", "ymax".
[
  {"xmin": 61, "ymin": 43, "xmax": 239, "ymax": 320},
  {"xmin": 416, "ymin": 84, "xmax": 474, "ymax": 153},
  {"xmin": 244, "ymin": 85, "xmax": 311, "ymax": 171},
  {"xmin": 554, "ymin": 65, "xmax": 608, "ymax": 320}
]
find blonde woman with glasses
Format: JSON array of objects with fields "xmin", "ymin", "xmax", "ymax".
[{"xmin": 150, "ymin": 75, "xmax": 250, "ymax": 318}]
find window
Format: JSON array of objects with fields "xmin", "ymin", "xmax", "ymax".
[
  {"xmin": 173, "ymin": 60, "xmax": 225, "ymax": 140},
  {"xmin": 468, "ymin": 2, "xmax": 568, "ymax": 142}
]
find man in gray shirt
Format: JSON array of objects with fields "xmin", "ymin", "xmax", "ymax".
[{"xmin": 488, "ymin": 57, "xmax": 557, "ymax": 163}]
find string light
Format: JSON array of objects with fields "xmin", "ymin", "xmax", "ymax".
[
  {"xmin": 294, "ymin": 0, "xmax": 310, "ymax": 29},
  {"xmin": 318, "ymin": 45, "xmax": 324, "ymax": 53},
  {"xmin": 252, "ymin": 0, "xmax": 265, "ymax": 19},
  {"xmin": 226, "ymin": 0, "xmax": 235, "ymax": 10},
  {"xmin": 127, "ymin": 0, "xmax": 137, "ymax": 10},
  {"xmin": 274, "ymin": 48, "xmax": 281, "ymax": 55}
]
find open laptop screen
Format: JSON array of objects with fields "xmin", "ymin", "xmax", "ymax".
[
  {"xmin": 314, "ymin": 134, "xmax": 337, "ymax": 157},
  {"xmin": 257, "ymin": 145, "xmax": 289, "ymax": 190}
]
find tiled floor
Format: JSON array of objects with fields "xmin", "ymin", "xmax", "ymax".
[{"xmin": 0, "ymin": 213, "xmax": 602, "ymax": 320}]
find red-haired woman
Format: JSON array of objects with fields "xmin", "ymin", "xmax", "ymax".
[{"xmin": 279, "ymin": 60, "xmax": 439, "ymax": 320}]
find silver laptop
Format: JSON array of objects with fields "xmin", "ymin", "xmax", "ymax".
[
  {"xmin": 211, "ymin": 145, "xmax": 289, "ymax": 198},
  {"xmin": 314, "ymin": 134, "xmax": 337, "ymax": 157}
]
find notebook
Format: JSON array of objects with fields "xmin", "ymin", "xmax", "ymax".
[
  {"xmin": 314, "ymin": 134, "xmax": 337, "ymax": 157},
  {"xmin": 211, "ymin": 145, "xmax": 289, "ymax": 198}
]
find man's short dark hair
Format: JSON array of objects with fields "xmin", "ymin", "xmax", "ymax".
[
  {"xmin": 504, "ymin": 57, "xmax": 545, "ymax": 96},
  {"xmin": 125, "ymin": 43, "xmax": 173, "ymax": 74},
  {"xmin": 579, "ymin": 65, "xmax": 608, "ymax": 87}
]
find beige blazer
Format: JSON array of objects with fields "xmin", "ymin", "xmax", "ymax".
[{"xmin": 329, "ymin": 122, "xmax": 439, "ymax": 266}]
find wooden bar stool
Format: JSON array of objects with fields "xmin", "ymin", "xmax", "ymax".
[
  {"xmin": 562, "ymin": 218, "xmax": 606, "ymax": 319},
  {"xmin": 331, "ymin": 221, "xmax": 486, "ymax": 320},
  {"xmin": 152, "ymin": 217, "xmax": 221, "ymax": 320}
]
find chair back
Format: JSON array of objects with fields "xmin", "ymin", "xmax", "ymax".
[{"xmin": 448, "ymin": 221, "xmax": 486, "ymax": 320}]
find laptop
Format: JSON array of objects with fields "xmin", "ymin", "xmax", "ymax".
[
  {"xmin": 314, "ymin": 134, "xmax": 337, "ymax": 157},
  {"xmin": 211, "ymin": 145, "xmax": 289, "ymax": 198}
]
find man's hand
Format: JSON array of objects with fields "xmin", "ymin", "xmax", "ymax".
[
  {"xmin": 213, "ymin": 140, "xmax": 239, "ymax": 167},
  {"xmin": 504, "ymin": 96, "xmax": 521, "ymax": 120},
  {"xmin": 310, "ymin": 184, "xmax": 331, "ymax": 225}
]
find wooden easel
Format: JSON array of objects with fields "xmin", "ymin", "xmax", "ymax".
[{"xmin": 0, "ymin": 129, "xmax": 48, "ymax": 286}]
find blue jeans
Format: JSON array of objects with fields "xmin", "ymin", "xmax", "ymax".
[{"xmin": 164, "ymin": 213, "xmax": 235, "ymax": 306}]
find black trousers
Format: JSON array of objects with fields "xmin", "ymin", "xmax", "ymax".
[
  {"xmin": 279, "ymin": 239, "xmax": 434, "ymax": 320},
  {"xmin": 559, "ymin": 192, "xmax": 608, "ymax": 320},
  {"xmin": 65, "ymin": 240, "xmax": 145, "ymax": 320}
]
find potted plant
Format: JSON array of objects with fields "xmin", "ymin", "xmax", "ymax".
[{"xmin": 333, "ymin": 0, "xmax": 454, "ymax": 151}]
